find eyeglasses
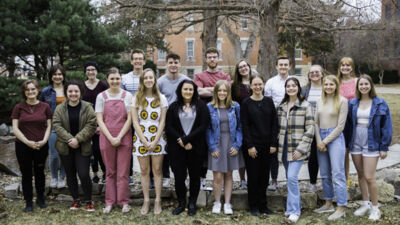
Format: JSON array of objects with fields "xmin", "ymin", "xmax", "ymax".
[
  {"xmin": 309, "ymin": 71, "xmax": 320, "ymax": 75},
  {"xmin": 238, "ymin": 65, "xmax": 248, "ymax": 70},
  {"xmin": 132, "ymin": 57, "xmax": 144, "ymax": 61},
  {"xmin": 86, "ymin": 69, "xmax": 97, "ymax": 72}
]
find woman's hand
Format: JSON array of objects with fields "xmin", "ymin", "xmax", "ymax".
[
  {"xmin": 95, "ymin": 127, "xmax": 100, "ymax": 135},
  {"xmin": 177, "ymin": 138, "xmax": 184, "ymax": 148},
  {"xmin": 211, "ymin": 150, "xmax": 220, "ymax": 158},
  {"xmin": 148, "ymin": 141, "xmax": 157, "ymax": 152},
  {"xmin": 110, "ymin": 137, "xmax": 121, "ymax": 147},
  {"xmin": 292, "ymin": 150, "xmax": 302, "ymax": 160},
  {"xmin": 248, "ymin": 147, "xmax": 257, "ymax": 158},
  {"xmin": 184, "ymin": 143, "xmax": 192, "ymax": 150},
  {"xmin": 68, "ymin": 138, "xmax": 80, "ymax": 149},
  {"xmin": 230, "ymin": 147, "xmax": 238, "ymax": 156},
  {"xmin": 317, "ymin": 142, "xmax": 327, "ymax": 152},
  {"xmin": 270, "ymin": 147, "xmax": 277, "ymax": 154},
  {"xmin": 380, "ymin": 151, "xmax": 387, "ymax": 160}
]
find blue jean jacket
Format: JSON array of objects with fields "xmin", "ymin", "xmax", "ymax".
[
  {"xmin": 206, "ymin": 102, "xmax": 242, "ymax": 152},
  {"xmin": 347, "ymin": 97, "xmax": 392, "ymax": 151},
  {"xmin": 39, "ymin": 85, "xmax": 57, "ymax": 113}
]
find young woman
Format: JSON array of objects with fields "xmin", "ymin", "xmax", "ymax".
[
  {"xmin": 314, "ymin": 75, "xmax": 348, "ymax": 221},
  {"xmin": 301, "ymin": 65, "xmax": 324, "ymax": 192},
  {"xmin": 207, "ymin": 80, "xmax": 244, "ymax": 215},
  {"xmin": 53, "ymin": 81, "xmax": 97, "ymax": 212},
  {"xmin": 95, "ymin": 67, "xmax": 133, "ymax": 213},
  {"xmin": 337, "ymin": 57, "xmax": 357, "ymax": 182},
  {"xmin": 240, "ymin": 75, "xmax": 278, "ymax": 216},
  {"xmin": 132, "ymin": 68, "xmax": 168, "ymax": 215},
  {"xmin": 231, "ymin": 60, "xmax": 251, "ymax": 190},
  {"xmin": 277, "ymin": 77, "xmax": 314, "ymax": 223},
  {"xmin": 82, "ymin": 61, "xmax": 108, "ymax": 184},
  {"xmin": 166, "ymin": 80, "xmax": 209, "ymax": 216},
  {"xmin": 39, "ymin": 65, "xmax": 66, "ymax": 189},
  {"xmin": 12, "ymin": 80, "xmax": 52, "ymax": 212},
  {"xmin": 347, "ymin": 75, "xmax": 392, "ymax": 221}
]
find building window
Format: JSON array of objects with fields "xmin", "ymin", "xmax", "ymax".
[
  {"xmin": 294, "ymin": 68, "xmax": 302, "ymax": 75},
  {"xmin": 383, "ymin": 37, "xmax": 390, "ymax": 57},
  {"xmin": 295, "ymin": 48, "xmax": 302, "ymax": 60},
  {"xmin": 385, "ymin": 3, "xmax": 392, "ymax": 21},
  {"xmin": 394, "ymin": 38, "xmax": 400, "ymax": 57},
  {"xmin": 240, "ymin": 18, "xmax": 248, "ymax": 30},
  {"xmin": 187, "ymin": 69, "xmax": 194, "ymax": 78},
  {"xmin": 186, "ymin": 15, "xmax": 194, "ymax": 31},
  {"xmin": 186, "ymin": 39, "xmax": 194, "ymax": 61},
  {"xmin": 217, "ymin": 39, "xmax": 222, "ymax": 60},
  {"xmin": 396, "ymin": 0, "xmax": 400, "ymax": 20},
  {"xmin": 240, "ymin": 38, "xmax": 248, "ymax": 55},
  {"xmin": 157, "ymin": 40, "xmax": 166, "ymax": 61}
]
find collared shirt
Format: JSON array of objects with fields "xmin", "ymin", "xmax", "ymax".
[
  {"xmin": 121, "ymin": 71, "xmax": 140, "ymax": 95},
  {"xmin": 264, "ymin": 74, "xmax": 291, "ymax": 108}
]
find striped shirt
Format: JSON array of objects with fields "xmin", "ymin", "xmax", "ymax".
[{"xmin": 121, "ymin": 71, "xmax": 140, "ymax": 95}]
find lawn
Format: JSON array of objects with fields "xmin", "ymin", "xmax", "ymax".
[{"xmin": 380, "ymin": 94, "xmax": 400, "ymax": 145}]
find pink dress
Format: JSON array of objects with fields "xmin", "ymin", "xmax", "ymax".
[{"xmin": 340, "ymin": 78, "xmax": 357, "ymax": 101}]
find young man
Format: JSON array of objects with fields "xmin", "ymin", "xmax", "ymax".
[
  {"xmin": 157, "ymin": 53, "xmax": 190, "ymax": 187},
  {"xmin": 264, "ymin": 56, "xmax": 292, "ymax": 191},
  {"xmin": 193, "ymin": 47, "xmax": 231, "ymax": 190},
  {"xmin": 121, "ymin": 49, "xmax": 146, "ymax": 186}
]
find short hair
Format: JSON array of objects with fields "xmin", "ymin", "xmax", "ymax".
[
  {"xmin": 48, "ymin": 64, "xmax": 66, "ymax": 86},
  {"xmin": 166, "ymin": 53, "xmax": 181, "ymax": 62},
  {"xmin": 106, "ymin": 67, "xmax": 120, "ymax": 78},
  {"xmin": 276, "ymin": 56, "xmax": 290, "ymax": 66},
  {"xmin": 281, "ymin": 77, "xmax": 304, "ymax": 104},
  {"xmin": 64, "ymin": 80, "xmax": 85, "ymax": 99},
  {"xmin": 84, "ymin": 61, "xmax": 99, "ymax": 73},
  {"xmin": 21, "ymin": 79, "xmax": 40, "ymax": 100},
  {"xmin": 210, "ymin": 80, "xmax": 233, "ymax": 108},
  {"xmin": 356, "ymin": 74, "xmax": 377, "ymax": 99},
  {"xmin": 130, "ymin": 49, "xmax": 145, "ymax": 60},
  {"xmin": 205, "ymin": 47, "xmax": 219, "ymax": 58}
]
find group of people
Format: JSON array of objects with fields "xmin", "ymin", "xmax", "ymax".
[{"xmin": 12, "ymin": 47, "xmax": 392, "ymax": 223}]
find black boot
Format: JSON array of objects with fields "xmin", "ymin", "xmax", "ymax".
[
  {"xmin": 172, "ymin": 200, "xmax": 186, "ymax": 215},
  {"xmin": 36, "ymin": 195, "xmax": 47, "ymax": 209},
  {"xmin": 187, "ymin": 202, "xmax": 197, "ymax": 216},
  {"xmin": 24, "ymin": 201, "xmax": 33, "ymax": 212}
]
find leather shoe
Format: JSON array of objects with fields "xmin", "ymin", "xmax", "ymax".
[
  {"xmin": 36, "ymin": 196, "xmax": 47, "ymax": 209},
  {"xmin": 250, "ymin": 208, "xmax": 260, "ymax": 216},
  {"xmin": 172, "ymin": 201, "xmax": 186, "ymax": 215},
  {"xmin": 188, "ymin": 203, "xmax": 197, "ymax": 216},
  {"xmin": 260, "ymin": 207, "xmax": 275, "ymax": 215},
  {"xmin": 24, "ymin": 202, "xmax": 33, "ymax": 213}
]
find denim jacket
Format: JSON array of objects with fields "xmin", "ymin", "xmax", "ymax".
[
  {"xmin": 206, "ymin": 102, "xmax": 242, "ymax": 152},
  {"xmin": 347, "ymin": 97, "xmax": 392, "ymax": 151},
  {"xmin": 39, "ymin": 85, "xmax": 57, "ymax": 113}
]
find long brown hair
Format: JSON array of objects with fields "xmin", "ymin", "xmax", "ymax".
[
  {"xmin": 210, "ymin": 80, "xmax": 233, "ymax": 108},
  {"xmin": 355, "ymin": 74, "xmax": 377, "ymax": 99},
  {"xmin": 134, "ymin": 68, "xmax": 161, "ymax": 109},
  {"xmin": 232, "ymin": 60, "xmax": 252, "ymax": 100}
]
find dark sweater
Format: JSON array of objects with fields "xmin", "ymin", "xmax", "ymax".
[{"xmin": 240, "ymin": 96, "xmax": 278, "ymax": 149}]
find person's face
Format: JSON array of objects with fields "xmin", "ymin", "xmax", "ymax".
[
  {"xmin": 66, "ymin": 85, "xmax": 81, "ymax": 103},
  {"xmin": 131, "ymin": 53, "xmax": 145, "ymax": 70},
  {"xmin": 166, "ymin": 58, "xmax": 181, "ymax": 74},
  {"xmin": 340, "ymin": 61, "xmax": 353, "ymax": 75},
  {"xmin": 324, "ymin": 79, "xmax": 336, "ymax": 95},
  {"xmin": 206, "ymin": 53, "xmax": 219, "ymax": 69},
  {"xmin": 107, "ymin": 73, "xmax": 121, "ymax": 89},
  {"xmin": 308, "ymin": 66, "xmax": 323, "ymax": 83},
  {"xmin": 143, "ymin": 71, "xmax": 155, "ymax": 89},
  {"xmin": 25, "ymin": 83, "xmax": 39, "ymax": 100},
  {"xmin": 238, "ymin": 61, "xmax": 250, "ymax": 77},
  {"xmin": 52, "ymin": 69, "xmax": 64, "ymax": 85},
  {"xmin": 85, "ymin": 66, "xmax": 97, "ymax": 80},
  {"xmin": 181, "ymin": 83, "xmax": 194, "ymax": 102},
  {"xmin": 358, "ymin": 78, "xmax": 371, "ymax": 95},
  {"xmin": 276, "ymin": 59, "xmax": 291, "ymax": 76},
  {"xmin": 285, "ymin": 80, "xmax": 299, "ymax": 97},
  {"xmin": 217, "ymin": 84, "xmax": 228, "ymax": 102},
  {"xmin": 250, "ymin": 77, "xmax": 264, "ymax": 95}
]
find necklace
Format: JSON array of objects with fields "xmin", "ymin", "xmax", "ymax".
[{"xmin": 26, "ymin": 101, "xmax": 38, "ymax": 113}]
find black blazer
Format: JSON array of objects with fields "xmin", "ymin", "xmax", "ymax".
[{"xmin": 166, "ymin": 100, "xmax": 210, "ymax": 157}]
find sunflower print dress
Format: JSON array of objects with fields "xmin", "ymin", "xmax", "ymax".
[{"xmin": 133, "ymin": 95, "xmax": 168, "ymax": 156}]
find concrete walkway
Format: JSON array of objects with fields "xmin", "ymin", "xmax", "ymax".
[{"xmin": 132, "ymin": 144, "xmax": 400, "ymax": 182}]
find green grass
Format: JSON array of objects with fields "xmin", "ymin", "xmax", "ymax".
[
  {"xmin": 380, "ymin": 94, "xmax": 400, "ymax": 145},
  {"xmin": 0, "ymin": 199, "xmax": 399, "ymax": 225}
]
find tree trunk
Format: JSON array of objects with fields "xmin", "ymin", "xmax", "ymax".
[
  {"xmin": 378, "ymin": 69, "xmax": 384, "ymax": 85},
  {"xmin": 286, "ymin": 43, "xmax": 296, "ymax": 75},
  {"xmin": 201, "ymin": 6, "xmax": 218, "ymax": 70},
  {"xmin": 256, "ymin": 1, "xmax": 281, "ymax": 80}
]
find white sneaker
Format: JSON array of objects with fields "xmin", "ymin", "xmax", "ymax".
[
  {"xmin": 200, "ymin": 178, "xmax": 213, "ymax": 191},
  {"xmin": 286, "ymin": 214, "xmax": 299, "ymax": 223},
  {"xmin": 57, "ymin": 179, "xmax": 66, "ymax": 189},
  {"xmin": 129, "ymin": 176, "xmax": 134, "ymax": 186},
  {"xmin": 354, "ymin": 204, "xmax": 371, "ymax": 216},
  {"xmin": 239, "ymin": 180, "xmax": 247, "ymax": 190},
  {"xmin": 102, "ymin": 204, "xmax": 112, "ymax": 214},
  {"xmin": 212, "ymin": 202, "xmax": 221, "ymax": 214},
  {"xmin": 313, "ymin": 204, "xmax": 335, "ymax": 214},
  {"xmin": 267, "ymin": 181, "xmax": 277, "ymax": 191},
  {"xmin": 307, "ymin": 183, "xmax": 317, "ymax": 193},
  {"xmin": 50, "ymin": 178, "xmax": 57, "ymax": 188},
  {"xmin": 327, "ymin": 210, "xmax": 346, "ymax": 221},
  {"xmin": 368, "ymin": 207, "xmax": 381, "ymax": 221},
  {"xmin": 163, "ymin": 178, "xmax": 170, "ymax": 188},
  {"xmin": 223, "ymin": 203, "xmax": 233, "ymax": 215},
  {"xmin": 122, "ymin": 204, "xmax": 131, "ymax": 213}
]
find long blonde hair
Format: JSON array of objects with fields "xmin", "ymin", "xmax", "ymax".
[
  {"xmin": 210, "ymin": 80, "xmax": 233, "ymax": 108},
  {"xmin": 337, "ymin": 57, "xmax": 355, "ymax": 83},
  {"xmin": 134, "ymin": 68, "xmax": 161, "ymax": 109},
  {"xmin": 321, "ymin": 75, "xmax": 341, "ymax": 112}
]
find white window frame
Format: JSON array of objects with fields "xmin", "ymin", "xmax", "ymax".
[
  {"xmin": 186, "ymin": 14, "xmax": 194, "ymax": 31},
  {"xmin": 240, "ymin": 18, "xmax": 248, "ymax": 30},
  {"xmin": 240, "ymin": 38, "xmax": 249, "ymax": 56},
  {"xmin": 157, "ymin": 40, "xmax": 166, "ymax": 61},
  {"xmin": 217, "ymin": 38, "xmax": 223, "ymax": 60},
  {"xmin": 186, "ymin": 38, "xmax": 195, "ymax": 61}
]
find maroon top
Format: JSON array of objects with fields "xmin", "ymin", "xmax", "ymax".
[
  {"xmin": 232, "ymin": 83, "xmax": 251, "ymax": 105},
  {"xmin": 82, "ymin": 80, "xmax": 108, "ymax": 108},
  {"xmin": 193, "ymin": 70, "xmax": 231, "ymax": 103},
  {"xmin": 11, "ymin": 102, "xmax": 52, "ymax": 142}
]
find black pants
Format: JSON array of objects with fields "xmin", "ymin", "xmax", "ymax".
[
  {"xmin": 307, "ymin": 137, "xmax": 319, "ymax": 184},
  {"xmin": 60, "ymin": 149, "xmax": 92, "ymax": 201},
  {"xmin": 269, "ymin": 152, "xmax": 278, "ymax": 180},
  {"xmin": 91, "ymin": 134, "xmax": 105, "ymax": 174},
  {"xmin": 15, "ymin": 142, "xmax": 48, "ymax": 203},
  {"xmin": 170, "ymin": 149, "xmax": 202, "ymax": 203},
  {"xmin": 244, "ymin": 145, "xmax": 272, "ymax": 210}
]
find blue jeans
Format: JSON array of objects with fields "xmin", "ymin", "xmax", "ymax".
[
  {"xmin": 317, "ymin": 128, "xmax": 347, "ymax": 206},
  {"xmin": 48, "ymin": 130, "xmax": 65, "ymax": 179},
  {"xmin": 282, "ymin": 133, "xmax": 303, "ymax": 215}
]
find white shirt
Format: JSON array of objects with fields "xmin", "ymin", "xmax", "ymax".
[
  {"xmin": 95, "ymin": 90, "xmax": 133, "ymax": 113},
  {"xmin": 121, "ymin": 71, "xmax": 140, "ymax": 95},
  {"xmin": 264, "ymin": 74, "xmax": 291, "ymax": 108}
]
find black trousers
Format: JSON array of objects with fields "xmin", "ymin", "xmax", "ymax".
[
  {"xmin": 91, "ymin": 134, "xmax": 105, "ymax": 174},
  {"xmin": 15, "ymin": 142, "xmax": 48, "ymax": 203},
  {"xmin": 244, "ymin": 145, "xmax": 272, "ymax": 210},
  {"xmin": 269, "ymin": 152, "xmax": 278, "ymax": 180},
  {"xmin": 307, "ymin": 137, "xmax": 319, "ymax": 184},
  {"xmin": 60, "ymin": 149, "xmax": 92, "ymax": 201},
  {"xmin": 170, "ymin": 149, "xmax": 202, "ymax": 203}
]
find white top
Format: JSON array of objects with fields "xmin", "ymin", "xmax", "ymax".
[
  {"xmin": 132, "ymin": 94, "xmax": 168, "ymax": 111},
  {"xmin": 307, "ymin": 85, "xmax": 322, "ymax": 112},
  {"xmin": 121, "ymin": 71, "xmax": 140, "ymax": 95},
  {"xmin": 95, "ymin": 90, "xmax": 133, "ymax": 113},
  {"xmin": 357, "ymin": 105, "xmax": 371, "ymax": 125},
  {"xmin": 264, "ymin": 74, "xmax": 291, "ymax": 108}
]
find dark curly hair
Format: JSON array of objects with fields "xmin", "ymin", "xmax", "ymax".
[{"xmin": 175, "ymin": 80, "xmax": 199, "ymax": 107}]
